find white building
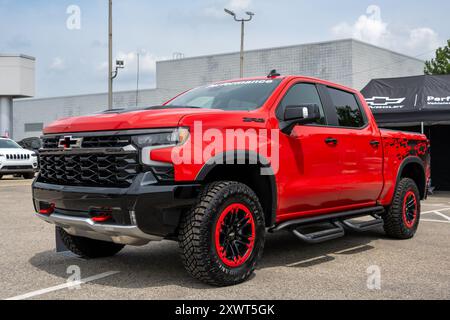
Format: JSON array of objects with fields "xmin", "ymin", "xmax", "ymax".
[{"xmin": 0, "ymin": 54, "xmax": 35, "ymax": 137}]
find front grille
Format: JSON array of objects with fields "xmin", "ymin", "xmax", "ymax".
[
  {"xmin": 42, "ymin": 137, "xmax": 58, "ymax": 149},
  {"xmin": 42, "ymin": 135, "xmax": 132, "ymax": 149},
  {"xmin": 6, "ymin": 154, "xmax": 30, "ymax": 160},
  {"xmin": 82, "ymin": 136, "xmax": 132, "ymax": 148},
  {"xmin": 39, "ymin": 153, "xmax": 139, "ymax": 187}
]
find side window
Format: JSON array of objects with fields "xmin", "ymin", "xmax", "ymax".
[
  {"xmin": 278, "ymin": 83, "xmax": 326, "ymax": 125},
  {"xmin": 327, "ymin": 87, "xmax": 366, "ymax": 128}
]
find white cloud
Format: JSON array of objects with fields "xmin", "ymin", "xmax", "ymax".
[
  {"xmin": 203, "ymin": 0, "xmax": 253, "ymax": 18},
  {"xmin": 49, "ymin": 57, "xmax": 66, "ymax": 71},
  {"xmin": 332, "ymin": 5, "xmax": 389, "ymax": 46},
  {"xmin": 228, "ymin": 0, "xmax": 252, "ymax": 11},
  {"xmin": 332, "ymin": 5, "xmax": 442, "ymax": 56},
  {"xmin": 406, "ymin": 28, "xmax": 440, "ymax": 52}
]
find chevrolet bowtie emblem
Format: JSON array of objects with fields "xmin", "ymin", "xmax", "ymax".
[{"xmin": 58, "ymin": 136, "xmax": 83, "ymax": 149}]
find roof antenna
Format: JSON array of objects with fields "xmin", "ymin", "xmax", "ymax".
[{"xmin": 267, "ymin": 69, "xmax": 281, "ymax": 78}]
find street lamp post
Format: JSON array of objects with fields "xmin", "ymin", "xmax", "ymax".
[
  {"xmin": 136, "ymin": 52, "xmax": 140, "ymax": 107},
  {"xmin": 108, "ymin": 0, "xmax": 113, "ymax": 110},
  {"xmin": 224, "ymin": 9, "xmax": 255, "ymax": 78}
]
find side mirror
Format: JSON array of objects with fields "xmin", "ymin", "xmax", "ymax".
[
  {"xmin": 281, "ymin": 104, "xmax": 321, "ymax": 134},
  {"xmin": 284, "ymin": 104, "xmax": 321, "ymax": 123}
]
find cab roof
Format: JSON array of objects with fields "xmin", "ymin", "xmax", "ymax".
[{"xmin": 215, "ymin": 75, "xmax": 359, "ymax": 94}]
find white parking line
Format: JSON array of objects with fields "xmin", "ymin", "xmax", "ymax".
[
  {"xmin": 422, "ymin": 207, "xmax": 450, "ymax": 215},
  {"xmin": 420, "ymin": 206, "xmax": 450, "ymax": 224},
  {"xmin": 422, "ymin": 219, "xmax": 450, "ymax": 224},
  {"xmin": 431, "ymin": 211, "xmax": 450, "ymax": 221},
  {"xmin": 5, "ymin": 271, "xmax": 120, "ymax": 301}
]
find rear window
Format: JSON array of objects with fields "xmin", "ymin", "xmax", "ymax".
[{"xmin": 327, "ymin": 87, "xmax": 366, "ymax": 128}]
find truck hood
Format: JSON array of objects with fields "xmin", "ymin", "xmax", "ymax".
[{"xmin": 43, "ymin": 108, "xmax": 223, "ymax": 134}]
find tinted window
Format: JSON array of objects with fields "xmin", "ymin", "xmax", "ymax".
[
  {"xmin": 278, "ymin": 83, "xmax": 326, "ymax": 125},
  {"xmin": 167, "ymin": 79, "xmax": 282, "ymax": 111},
  {"xmin": 327, "ymin": 87, "xmax": 365, "ymax": 128}
]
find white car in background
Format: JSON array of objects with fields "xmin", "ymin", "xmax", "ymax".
[{"xmin": 0, "ymin": 138, "xmax": 38, "ymax": 180}]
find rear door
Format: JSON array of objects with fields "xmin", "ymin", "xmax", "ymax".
[{"xmin": 322, "ymin": 86, "xmax": 383, "ymax": 207}]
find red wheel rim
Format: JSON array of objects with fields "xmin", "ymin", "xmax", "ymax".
[
  {"xmin": 214, "ymin": 203, "xmax": 256, "ymax": 268},
  {"xmin": 403, "ymin": 190, "xmax": 418, "ymax": 228}
]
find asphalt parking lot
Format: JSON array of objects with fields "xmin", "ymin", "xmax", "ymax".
[{"xmin": 1, "ymin": 178, "xmax": 449, "ymax": 300}]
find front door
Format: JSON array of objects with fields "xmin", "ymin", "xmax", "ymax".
[{"xmin": 276, "ymin": 82, "xmax": 344, "ymax": 219}]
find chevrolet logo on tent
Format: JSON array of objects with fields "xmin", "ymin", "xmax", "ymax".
[{"xmin": 365, "ymin": 97, "xmax": 406, "ymax": 109}]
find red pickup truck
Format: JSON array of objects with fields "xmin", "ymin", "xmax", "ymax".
[{"xmin": 33, "ymin": 74, "xmax": 430, "ymax": 286}]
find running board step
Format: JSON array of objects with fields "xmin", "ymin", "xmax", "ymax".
[
  {"xmin": 342, "ymin": 215, "xmax": 384, "ymax": 232},
  {"xmin": 291, "ymin": 222, "xmax": 345, "ymax": 244},
  {"xmin": 271, "ymin": 206, "xmax": 385, "ymax": 233}
]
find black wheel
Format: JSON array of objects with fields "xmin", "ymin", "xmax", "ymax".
[
  {"xmin": 383, "ymin": 178, "xmax": 421, "ymax": 239},
  {"xmin": 57, "ymin": 227, "xmax": 125, "ymax": 258},
  {"xmin": 23, "ymin": 172, "xmax": 35, "ymax": 179},
  {"xmin": 179, "ymin": 181, "xmax": 265, "ymax": 287},
  {"xmin": 0, "ymin": 175, "xmax": 2, "ymax": 180}
]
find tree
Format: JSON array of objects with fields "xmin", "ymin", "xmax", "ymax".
[{"xmin": 424, "ymin": 40, "xmax": 450, "ymax": 75}]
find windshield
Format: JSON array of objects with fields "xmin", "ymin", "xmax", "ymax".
[
  {"xmin": 166, "ymin": 79, "xmax": 282, "ymax": 111},
  {"xmin": 0, "ymin": 139, "xmax": 21, "ymax": 149}
]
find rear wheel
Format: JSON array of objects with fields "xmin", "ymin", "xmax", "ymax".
[
  {"xmin": 57, "ymin": 227, "xmax": 125, "ymax": 258},
  {"xmin": 179, "ymin": 181, "xmax": 265, "ymax": 286},
  {"xmin": 383, "ymin": 178, "xmax": 421, "ymax": 239}
]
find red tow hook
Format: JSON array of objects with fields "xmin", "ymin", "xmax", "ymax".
[
  {"xmin": 90, "ymin": 208, "xmax": 113, "ymax": 223},
  {"xmin": 39, "ymin": 203, "xmax": 55, "ymax": 215},
  {"xmin": 91, "ymin": 214, "xmax": 113, "ymax": 223}
]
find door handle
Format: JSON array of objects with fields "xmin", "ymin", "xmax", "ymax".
[
  {"xmin": 370, "ymin": 140, "xmax": 380, "ymax": 147},
  {"xmin": 325, "ymin": 138, "xmax": 338, "ymax": 145}
]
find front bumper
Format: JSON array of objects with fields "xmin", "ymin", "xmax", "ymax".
[
  {"xmin": 0, "ymin": 168, "xmax": 36, "ymax": 175},
  {"xmin": 32, "ymin": 172, "xmax": 201, "ymax": 245},
  {"xmin": 0, "ymin": 163, "xmax": 38, "ymax": 175}
]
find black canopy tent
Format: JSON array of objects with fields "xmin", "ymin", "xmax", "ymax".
[
  {"xmin": 362, "ymin": 75, "xmax": 450, "ymax": 124},
  {"xmin": 362, "ymin": 75, "xmax": 450, "ymax": 190}
]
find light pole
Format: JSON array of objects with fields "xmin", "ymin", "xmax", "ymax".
[
  {"xmin": 108, "ymin": 0, "xmax": 113, "ymax": 110},
  {"xmin": 224, "ymin": 9, "xmax": 255, "ymax": 78},
  {"xmin": 136, "ymin": 51, "xmax": 140, "ymax": 107}
]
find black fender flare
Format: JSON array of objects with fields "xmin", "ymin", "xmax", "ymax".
[
  {"xmin": 395, "ymin": 156, "xmax": 426, "ymax": 199},
  {"xmin": 195, "ymin": 150, "xmax": 278, "ymax": 227}
]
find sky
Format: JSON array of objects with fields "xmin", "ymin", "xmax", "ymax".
[{"xmin": 1, "ymin": 0, "xmax": 449, "ymax": 98}]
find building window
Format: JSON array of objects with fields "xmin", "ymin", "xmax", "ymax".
[{"xmin": 24, "ymin": 123, "xmax": 44, "ymax": 132}]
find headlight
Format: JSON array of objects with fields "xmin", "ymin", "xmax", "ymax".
[
  {"xmin": 31, "ymin": 152, "xmax": 37, "ymax": 157},
  {"xmin": 132, "ymin": 128, "xmax": 190, "ymax": 148},
  {"xmin": 136, "ymin": 128, "xmax": 190, "ymax": 168}
]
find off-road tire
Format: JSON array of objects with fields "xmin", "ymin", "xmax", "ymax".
[
  {"xmin": 383, "ymin": 178, "xmax": 421, "ymax": 239},
  {"xmin": 57, "ymin": 227, "xmax": 125, "ymax": 258},
  {"xmin": 23, "ymin": 172, "xmax": 35, "ymax": 179},
  {"xmin": 179, "ymin": 181, "xmax": 265, "ymax": 287}
]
